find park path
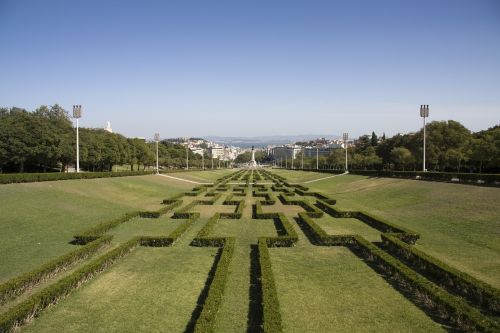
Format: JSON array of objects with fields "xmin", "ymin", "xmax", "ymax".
[
  {"xmin": 156, "ymin": 173, "xmax": 213, "ymax": 185},
  {"xmin": 303, "ymin": 171, "xmax": 349, "ymax": 184}
]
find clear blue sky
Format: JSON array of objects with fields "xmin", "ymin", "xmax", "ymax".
[{"xmin": 1, "ymin": 0, "xmax": 499, "ymax": 139}]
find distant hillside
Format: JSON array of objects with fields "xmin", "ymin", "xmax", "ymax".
[{"xmin": 205, "ymin": 134, "xmax": 341, "ymax": 148}]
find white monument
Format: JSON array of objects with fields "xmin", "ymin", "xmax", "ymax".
[
  {"xmin": 249, "ymin": 146, "xmax": 257, "ymax": 168},
  {"xmin": 104, "ymin": 121, "xmax": 113, "ymax": 133}
]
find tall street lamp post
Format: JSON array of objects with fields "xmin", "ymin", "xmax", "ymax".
[
  {"xmin": 316, "ymin": 146, "xmax": 319, "ymax": 170},
  {"xmin": 301, "ymin": 147, "xmax": 304, "ymax": 169},
  {"xmin": 343, "ymin": 132, "xmax": 349, "ymax": 172},
  {"xmin": 420, "ymin": 105, "xmax": 430, "ymax": 172},
  {"xmin": 154, "ymin": 133, "xmax": 160, "ymax": 174},
  {"xmin": 72, "ymin": 105, "xmax": 82, "ymax": 173}
]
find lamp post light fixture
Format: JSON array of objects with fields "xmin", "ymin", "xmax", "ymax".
[
  {"xmin": 72, "ymin": 105, "xmax": 82, "ymax": 173},
  {"xmin": 420, "ymin": 105, "xmax": 430, "ymax": 172},
  {"xmin": 154, "ymin": 133, "xmax": 160, "ymax": 174},
  {"xmin": 343, "ymin": 132, "xmax": 349, "ymax": 172}
]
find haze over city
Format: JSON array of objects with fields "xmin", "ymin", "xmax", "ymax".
[{"xmin": 1, "ymin": 0, "xmax": 499, "ymax": 139}]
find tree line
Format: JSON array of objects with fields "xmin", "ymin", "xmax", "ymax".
[
  {"xmin": 0, "ymin": 106, "xmax": 219, "ymax": 173},
  {"xmin": 294, "ymin": 120, "xmax": 499, "ymax": 173}
]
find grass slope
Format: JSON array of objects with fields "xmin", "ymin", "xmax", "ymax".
[
  {"xmin": 272, "ymin": 169, "xmax": 500, "ymax": 288},
  {"xmin": 0, "ymin": 175, "xmax": 190, "ymax": 282}
]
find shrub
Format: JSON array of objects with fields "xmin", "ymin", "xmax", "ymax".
[
  {"xmin": 193, "ymin": 238, "xmax": 235, "ymax": 333},
  {"xmin": 278, "ymin": 194, "xmax": 324, "ymax": 218},
  {"xmin": 0, "ymin": 171, "xmax": 154, "ymax": 185},
  {"xmin": 381, "ymin": 233, "xmax": 500, "ymax": 315},
  {"xmin": 350, "ymin": 236, "xmax": 499, "ymax": 332},
  {"xmin": 266, "ymin": 214, "xmax": 298, "ymax": 247},
  {"xmin": 192, "ymin": 214, "xmax": 221, "ymax": 246},
  {"xmin": 258, "ymin": 238, "xmax": 283, "ymax": 332}
]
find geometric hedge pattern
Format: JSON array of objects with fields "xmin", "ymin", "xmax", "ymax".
[{"xmin": 0, "ymin": 169, "xmax": 498, "ymax": 332}]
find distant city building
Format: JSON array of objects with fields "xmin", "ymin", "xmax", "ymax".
[
  {"xmin": 191, "ymin": 148, "xmax": 205, "ymax": 156},
  {"xmin": 208, "ymin": 145, "xmax": 225, "ymax": 159},
  {"xmin": 270, "ymin": 145, "xmax": 302, "ymax": 159}
]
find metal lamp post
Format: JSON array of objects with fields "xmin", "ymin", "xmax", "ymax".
[
  {"xmin": 343, "ymin": 132, "xmax": 348, "ymax": 172},
  {"xmin": 316, "ymin": 146, "xmax": 319, "ymax": 170},
  {"xmin": 154, "ymin": 133, "xmax": 160, "ymax": 174},
  {"xmin": 72, "ymin": 105, "xmax": 82, "ymax": 173},
  {"xmin": 301, "ymin": 147, "xmax": 304, "ymax": 169},
  {"xmin": 186, "ymin": 139, "xmax": 189, "ymax": 170},
  {"xmin": 420, "ymin": 105, "xmax": 429, "ymax": 172},
  {"xmin": 202, "ymin": 150, "xmax": 205, "ymax": 170}
]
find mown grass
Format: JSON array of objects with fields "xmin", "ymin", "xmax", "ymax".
[
  {"xmin": 272, "ymin": 169, "xmax": 500, "ymax": 288},
  {"xmin": 314, "ymin": 215, "xmax": 381, "ymax": 242},
  {"xmin": 106, "ymin": 216, "xmax": 185, "ymax": 244},
  {"xmin": 2, "ymin": 169, "xmax": 495, "ymax": 332},
  {"xmin": 165, "ymin": 169, "xmax": 234, "ymax": 182},
  {"xmin": 0, "ymin": 175, "xmax": 190, "ymax": 282},
  {"xmin": 21, "ymin": 246, "xmax": 217, "ymax": 333},
  {"xmin": 211, "ymin": 217, "xmax": 277, "ymax": 332},
  {"xmin": 270, "ymin": 245, "xmax": 446, "ymax": 332}
]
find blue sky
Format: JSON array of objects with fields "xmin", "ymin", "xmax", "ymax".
[{"xmin": 1, "ymin": 0, "xmax": 499, "ymax": 139}]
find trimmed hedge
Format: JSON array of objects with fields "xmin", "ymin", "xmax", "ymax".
[
  {"xmin": 0, "ymin": 236, "xmax": 111, "ymax": 305},
  {"xmin": 73, "ymin": 212, "xmax": 141, "ymax": 244},
  {"xmin": 266, "ymin": 213, "xmax": 299, "ymax": 247},
  {"xmin": 315, "ymin": 199, "xmax": 419, "ymax": 244},
  {"xmin": 173, "ymin": 201, "xmax": 201, "ymax": 219},
  {"xmin": 278, "ymin": 194, "xmax": 324, "ymax": 218},
  {"xmin": 254, "ymin": 201, "xmax": 279, "ymax": 219},
  {"xmin": 73, "ymin": 200, "xmax": 182, "ymax": 244},
  {"xmin": 295, "ymin": 212, "xmax": 499, "ymax": 332},
  {"xmin": 140, "ymin": 215, "xmax": 197, "ymax": 247},
  {"xmin": 193, "ymin": 238, "xmax": 235, "ymax": 333},
  {"xmin": 192, "ymin": 214, "xmax": 221, "ymax": 246},
  {"xmin": 195, "ymin": 192, "xmax": 222, "ymax": 205},
  {"xmin": 258, "ymin": 238, "xmax": 283, "ymax": 332},
  {"xmin": 220, "ymin": 200, "xmax": 245, "ymax": 219},
  {"xmin": 0, "ymin": 238, "xmax": 140, "ymax": 333},
  {"xmin": 0, "ymin": 170, "xmax": 154, "ymax": 185},
  {"xmin": 350, "ymin": 236, "xmax": 499, "ymax": 332},
  {"xmin": 381, "ymin": 233, "xmax": 500, "ymax": 315},
  {"xmin": 293, "ymin": 188, "xmax": 336, "ymax": 205}
]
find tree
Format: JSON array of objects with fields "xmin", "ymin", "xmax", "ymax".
[
  {"xmin": 370, "ymin": 131, "xmax": 378, "ymax": 146},
  {"xmin": 391, "ymin": 147, "xmax": 414, "ymax": 171}
]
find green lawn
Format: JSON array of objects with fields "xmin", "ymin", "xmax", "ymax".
[
  {"xmin": 211, "ymin": 217, "xmax": 278, "ymax": 332},
  {"xmin": 21, "ymin": 246, "xmax": 217, "ymax": 333},
  {"xmin": 0, "ymin": 175, "xmax": 190, "ymax": 282},
  {"xmin": 1, "ymin": 169, "xmax": 497, "ymax": 332},
  {"xmin": 272, "ymin": 169, "xmax": 500, "ymax": 288},
  {"xmin": 163, "ymin": 169, "xmax": 234, "ymax": 182},
  {"xmin": 270, "ymin": 245, "xmax": 446, "ymax": 332}
]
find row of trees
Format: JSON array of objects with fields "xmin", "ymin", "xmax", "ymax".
[
  {"xmin": 0, "ymin": 106, "xmax": 224, "ymax": 173},
  {"xmin": 292, "ymin": 121, "xmax": 499, "ymax": 172}
]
